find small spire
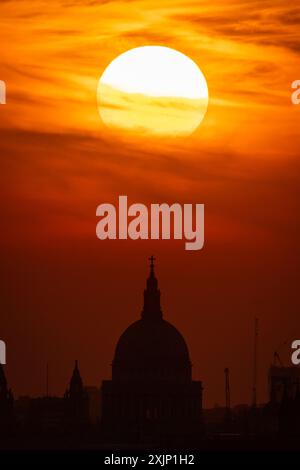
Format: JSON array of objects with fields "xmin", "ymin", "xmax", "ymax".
[
  {"xmin": 70, "ymin": 360, "xmax": 82, "ymax": 387},
  {"xmin": 142, "ymin": 256, "xmax": 162, "ymax": 320}
]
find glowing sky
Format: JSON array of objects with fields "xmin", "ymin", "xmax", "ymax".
[{"xmin": 0, "ymin": 0, "xmax": 300, "ymax": 407}]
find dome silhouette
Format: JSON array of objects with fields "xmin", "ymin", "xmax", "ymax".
[
  {"xmin": 101, "ymin": 256, "xmax": 203, "ymax": 442},
  {"xmin": 113, "ymin": 318, "xmax": 191, "ymax": 383},
  {"xmin": 112, "ymin": 256, "xmax": 191, "ymax": 383}
]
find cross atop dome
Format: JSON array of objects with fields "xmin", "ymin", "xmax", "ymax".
[{"xmin": 142, "ymin": 256, "xmax": 162, "ymax": 320}]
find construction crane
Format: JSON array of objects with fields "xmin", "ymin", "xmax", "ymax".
[
  {"xmin": 273, "ymin": 340, "xmax": 288, "ymax": 367},
  {"xmin": 273, "ymin": 351, "xmax": 284, "ymax": 367},
  {"xmin": 224, "ymin": 367, "xmax": 232, "ymax": 425},
  {"xmin": 224, "ymin": 367, "xmax": 230, "ymax": 410},
  {"xmin": 252, "ymin": 317, "xmax": 259, "ymax": 408}
]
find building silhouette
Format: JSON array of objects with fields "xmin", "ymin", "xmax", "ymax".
[
  {"xmin": 27, "ymin": 396, "xmax": 64, "ymax": 434},
  {"xmin": 64, "ymin": 360, "xmax": 89, "ymax": 431},
  {"xmin": 1, "ymin": 258, "xmax": 300, "ymax": 449},
  {"xmin": 277, "ymin": 380, "xmax": 300, "ymax": 436},
  {"xmin": 0, "ymin": 364, "xmax": 14, "ymax": 434},
  {"xmin": 261, "ymin": 366, "xmax": 300, "ymax": 436},
  {"xmin": 101, "ymin": 256, "xmax": 203, "ymax": 444},
  {"xmin": 269, "ymin": 365, "xmax": 300, "ymax": 404}
]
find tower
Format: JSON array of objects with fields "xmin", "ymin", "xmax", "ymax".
[{"xmin": 64, "ymin": 360, "xmax": 89, "ymax": 430}]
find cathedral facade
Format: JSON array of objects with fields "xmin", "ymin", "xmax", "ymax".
[{"xmin": 101, "ymin": 257, "xmax": 203, "ymax": 443}]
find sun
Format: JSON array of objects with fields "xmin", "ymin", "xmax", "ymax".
[{"xmin": 97, "ymin": 46, "xmax": 209, "ymax": 137}]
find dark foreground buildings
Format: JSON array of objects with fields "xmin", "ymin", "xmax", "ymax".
[
  {"xmin": 0, "ymin": 363, "xmax": 14, "ymax": 435},
  {"xmin": 0, "ymin": 258, "xmax": 300, "ymax": 449},
  {"xmin": 101, "ymin": 257, "xmax": 203, "ymax": 443}
]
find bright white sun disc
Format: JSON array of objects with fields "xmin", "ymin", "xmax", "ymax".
[{"xmin": 97, "ymin": 46, "xmax": 209, "ymax": 136}]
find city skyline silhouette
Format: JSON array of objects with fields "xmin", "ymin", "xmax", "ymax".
[{"xmin": 1, "ymin": 257, "xmax": 300, "ymax": 449}]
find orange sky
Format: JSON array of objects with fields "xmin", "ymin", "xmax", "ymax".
[{"xmin": 0, "ymin": 0, "xmax": 300, "ymax": 407}]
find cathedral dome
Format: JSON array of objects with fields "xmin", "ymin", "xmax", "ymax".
[{"xmin": 112, "ymin": 257, "xmax": 192, "ymax": 383}]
